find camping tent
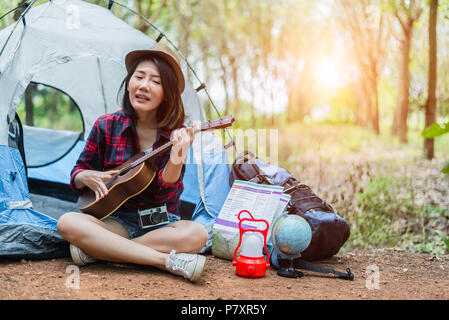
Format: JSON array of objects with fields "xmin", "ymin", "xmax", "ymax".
[{"xmin": 0, "ymin": 0, "xmax": 231, "ymax": 259}]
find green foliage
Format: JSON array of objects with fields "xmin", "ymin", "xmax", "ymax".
[
  {"xmin": 350, "ymin": 174, "xmax": 414, "ymax": 247},
  {"xmin": 443, "ymin": 160, "xmax": 449, "ymax": 174},
  {"xmin": 406, "ymin": 126, "xmax": 449, "ymax": 157},
  {"xmin": 335, "ymin": 163, "xmax": 449, "ymax": 255},
  {"xmin": 275, "ymin": 123, "xmax": 448, "ymax": 256},
  {"xmin": 16, "ymin": 83, "xmax": 83, "ymax": 132},
  {"xmin": 436, "ymin": 231, "xmax": 449, "ymax": 253},
  {"xmin": 422, "ymin": 121, "xmax": 449, "ymax": 174},
  {"xmin": 422, "ymin": 121, "xmax": 449, "ymax": 138},
  {"xmin": 440, "ymin": 0, "xmax": 449, "ymax": 20},
  {"xmin": 325, "ymin": 86, "xmax": 357, "ymax": 124}
]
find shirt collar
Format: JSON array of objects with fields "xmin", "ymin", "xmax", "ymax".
[
  {"xmin": 117, "ymin": 110, "xmax": 135, "ymax": 132},
  {"xmin": 157, "ymin": 127, "xmax": 171, "ymax": 141},
  {"xmin": 118, "ymin": 110, "xmax": 172, "ymax": 145}
]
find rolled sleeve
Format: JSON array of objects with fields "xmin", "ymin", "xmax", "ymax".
[
  {"xmin": 154, "ymin": 168, "xmax": 184, "ymax": 201},
  {"xmin": 157, "ymin": 168, "xmax": 182, "ymax": 188},
  {"xmin": 69, "ymin": 167, "xmax": 85, "ymax": 191}
]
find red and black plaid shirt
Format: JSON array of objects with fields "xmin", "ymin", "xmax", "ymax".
[{"xmin": 70, "ymin": 110, "xmax": 185, "ymax": 217}]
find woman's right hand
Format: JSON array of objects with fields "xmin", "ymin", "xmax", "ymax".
[{"xmin": 74, "ymin": 169, "xmax": 119, "ymax": 201}]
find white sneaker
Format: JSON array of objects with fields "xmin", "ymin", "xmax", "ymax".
[
  {"xmin": 165, "ymin": 250, "xmax": 206, "ymax": 282},
  {"xmin": 69, "ymin": 244, "xmax": 98, "ymax": 266}
]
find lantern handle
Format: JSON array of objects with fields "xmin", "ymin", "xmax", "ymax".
[
  {"xmin": 237, "ymin": 210, "xmax": 254, "ymax": 221},
  {"xmin": 232, "ymin": 217, "xmax": 270, "ymax": 268}
]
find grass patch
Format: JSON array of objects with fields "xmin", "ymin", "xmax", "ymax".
[
  {"xmin": 257, "ymin": 122, "xmax": 449, "ymax": 255},
  {"xmin": 224, "ymin": 121, "xmax": 448, "ymax": 255}
]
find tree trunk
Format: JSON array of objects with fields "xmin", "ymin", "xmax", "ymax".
[
  {"xmin": 371, "ymin": 76, "xmax": 380, "ymax": 134},
  {"xmin": 69, "ymin": 99, "xmax": 76, "ymax": 113},
  {"xmin": 222, "ymin": 74, "xmax": 230, "ymax": 116},
  {"xmin": 250, "ymin": 68, "xmax": 257, "ymax": 127},
  {"xmin": 395, "ymin": 31, "xmax": 412, "ymax": 143},
  {"xmin": 391, "ymin": 1, "xmax": 422, "ymax": 142},
  {"xmin": 25, "ymin": 86, "xmax": 34, "ymax": 126},
  {"xmin": 352, "ymin": 81, "xmax": 365, "ymax": 127},
  {"xmin": 219, "ymin": 56, "xmax": 230, "ymax": 116},
  {"xmin": 49, "ymin": 90, "xmax": 58, "ymax": 127},
  {"xmin": 363, "ymin": 75, "xmax": 373, "ymax": 129},
  {"xmin": 391, "ymin": 97, "xmax": 400, "ymax": 135},
  {"xmin": 134, "ymin": 0, "xmax": 167, "ymax": 34},
  {"xmin": 424, "ymin": 0, "xmax": 438, "ymax": 159},
  {"xmin": 365, "ymin": 63, "xmax": 380, "ymax": 134},
  {"xmin": 230, "ymin": 56, "xmax": 240, "ymax": 120},
  {"xmin": 286, "ymin": 89, "xmax": 294, "ymax": 123}
]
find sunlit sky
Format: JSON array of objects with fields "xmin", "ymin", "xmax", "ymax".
[
  {"xmin": 208, "ymin": 53, "xmax": 351, "ymax": 117},
  {"xmin": 201, "ymin": 0, "xmax": 356, "ymax": 118},
  {"xmin": 315, "ymin": 57, "xmax": 341, "ymax": 90}
]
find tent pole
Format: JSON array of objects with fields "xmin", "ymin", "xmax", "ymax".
[
  {"xmin": 0, "ymin": 0, "xmax": 39, "ymax": 59},
  {"xmin": 0, "ymin": 1, "xmax": 30, "ymax": 21}
]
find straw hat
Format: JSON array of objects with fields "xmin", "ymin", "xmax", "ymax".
[{"xmin": 125, "ymin": 42, "xmax": 185, "ymax": 93}]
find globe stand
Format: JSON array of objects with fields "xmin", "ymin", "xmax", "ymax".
[
  {"xmin": 271, "ymin": 214, "xmax": 313, "ymax": 279},
  {"xmin": 277, "ymin": 258, "xmax": 303, "ymax": 278}
]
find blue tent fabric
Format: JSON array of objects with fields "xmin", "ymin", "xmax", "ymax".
[
  {"xmin": 0, "ymin": 143, "xmax": 230, "ymax": 258},
  {"xmin": 27, "ymin": 140, "xmax": 85, "ymax": 185},
  {"xmin": 0, "ymin": 215, "xmax": 69, "ymax": 259},
  {"xmin": 188, "ymin": 148, "xmax": 231, "ymax": 253},
  {"xmin": 179, "ymin": 148, "xmax": 201, "ymax": 205},
  {"xmin": 181, "ymin": 147, "xmax": 230, "ymax": 211},
  {"xmin": 0, "ymin": 145, "xmax": 69, "ymax": 259}
]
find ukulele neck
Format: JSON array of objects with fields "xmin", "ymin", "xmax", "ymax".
[
  {"xmin": 113, "ymin": 115, "xmax": 234, "ymax": 178},
  {"xmin": 117, "ymin": 141, "xmax": 174, "ymax": 176}
]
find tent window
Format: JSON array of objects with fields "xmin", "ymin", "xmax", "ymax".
[{"xmin": 16, "ymin": 82, "xmax": 84, "ymax": 168}]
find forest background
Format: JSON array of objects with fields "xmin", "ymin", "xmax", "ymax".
[{"xmin": 1, "ymin": 0, "xmax": 448, "ymax": 256}]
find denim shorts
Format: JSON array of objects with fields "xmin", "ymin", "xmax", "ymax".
[{"xmin": 105, "ymin": 209, "xmax": 180, "ymax": 239}]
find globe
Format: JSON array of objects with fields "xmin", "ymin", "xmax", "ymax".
[{"xmin": 271, "ymin": 214, "xmax": 312, "ymax": 278}]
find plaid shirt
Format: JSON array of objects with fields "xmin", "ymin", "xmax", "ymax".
[{"xmin": 70, "ymin": 110, "xmax": 185, "ymax": 217}]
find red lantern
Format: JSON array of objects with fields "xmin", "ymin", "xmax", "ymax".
[{"xmin": 232, "ymin": 210, "xmax": 270, "ymax": 278}]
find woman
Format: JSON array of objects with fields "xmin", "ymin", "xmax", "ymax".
[{"xmin": 57, "ymin": 43, "xmax": 208, "ymax": 282}]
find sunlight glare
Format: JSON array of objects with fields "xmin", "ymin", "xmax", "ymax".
[
  {"xmin": 315, "ymin": 58, "xmax": 341, "ymax": 90},
  {"xmin": 310, "ymin": 104, "xmax": 331, "ymax": 122}
]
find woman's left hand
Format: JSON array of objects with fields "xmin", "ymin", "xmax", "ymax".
[{"xmin": 169, "ymin": 126, "xmax": 195, "ymax": 165}]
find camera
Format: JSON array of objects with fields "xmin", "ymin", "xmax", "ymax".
[{"xmin": 137, "ymin": 204, "xmax": 170, "ymax": 229}]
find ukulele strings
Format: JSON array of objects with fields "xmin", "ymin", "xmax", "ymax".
[{"xmin": 110, "ymin": 118, "xmax": 227, "ymax": 179}]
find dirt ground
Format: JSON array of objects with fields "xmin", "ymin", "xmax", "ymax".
[{"xmin": 0, "ymin": 248, "xmax": 448, "ymax": 301}]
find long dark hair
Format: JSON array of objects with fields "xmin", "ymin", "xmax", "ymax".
[{"xmin": 117, "ymin": 55, "xmax": 185, "ymax": 130}]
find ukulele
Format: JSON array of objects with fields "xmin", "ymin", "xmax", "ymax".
[{"xmin": 77, "ymin": 115, "xmax": 234, "ymax": 220}]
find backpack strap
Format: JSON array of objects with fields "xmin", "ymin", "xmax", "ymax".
[
  {"xmin": 294, "ymin": 259, "xmax": 354, "ymax": 280},
  {"xmin": 283, "ymin": 181, "xmax": 335, "ymax": 215},
  {"xmin": 230, "ymin": 151, "xmax": 273, "ymax": 185}
]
